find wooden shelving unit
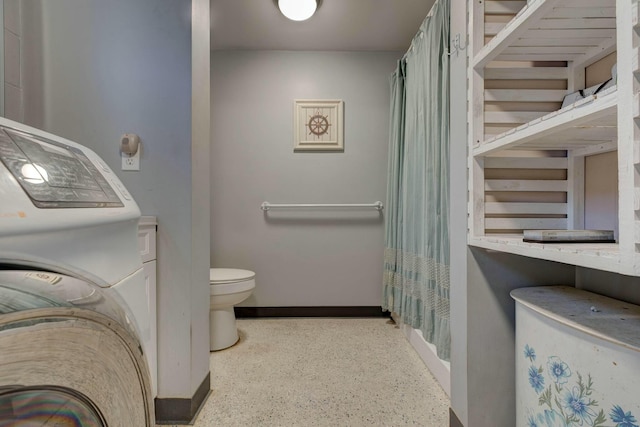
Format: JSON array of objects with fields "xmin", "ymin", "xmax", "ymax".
[
  {"xmin": 475, "ymin": 87, "xmax": 617, "ymax": 156},
  {"xmin": 475, "ymin": 0, "xmax": 616, "ymax": 68},
  {"xmin": 468, "ymin": 235, "xmax": 620, "ymax": 274},
  {"xmin": 467, "ymin": 0, "xmax": 640, "ymax": 275}
]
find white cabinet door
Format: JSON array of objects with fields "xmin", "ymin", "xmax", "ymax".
[{"xmin": 143, "ymin": 259, "xmax": 157, "ymax": 397}]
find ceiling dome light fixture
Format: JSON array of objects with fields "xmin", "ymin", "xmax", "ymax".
[{"xmin": 278, "ymin": 0, "xmax": 317, "ymax": 22}]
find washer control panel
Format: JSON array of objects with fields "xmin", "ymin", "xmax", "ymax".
[{"xmin": 0, "ymin": 125, "xmax": 123, "ymax": 208}]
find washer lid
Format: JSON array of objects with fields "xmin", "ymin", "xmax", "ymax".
[{"xmin": 210, "ymin": 268, "xmax": 255, "ymax": 284}]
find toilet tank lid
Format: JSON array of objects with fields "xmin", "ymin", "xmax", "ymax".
[{"xmin": 210, "ymin": 268, "xmax": 255, "ymax": 284}]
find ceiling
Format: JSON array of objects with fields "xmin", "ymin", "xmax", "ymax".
[{"xmin": 210, "ymin": 0, "xmax": 436, "ymax": 52}]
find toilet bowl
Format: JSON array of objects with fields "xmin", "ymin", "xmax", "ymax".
[{"xmin": 209, "ymin": 268, "xmax": 255, "ymax": 351}]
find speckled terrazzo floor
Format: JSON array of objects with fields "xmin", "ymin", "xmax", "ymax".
[{"xmin": 160, "ymin": 318, "xmax": 449, "ymax": 427}]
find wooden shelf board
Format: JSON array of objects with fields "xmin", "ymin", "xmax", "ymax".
[
  {"xmin": 469, "ymin": 234, "xmax": 621, "ymax": 274},
  {"xmin": 474, "ymin": 89, "xmax": 617, "ymax": 156},
  {"xmin": 486, "ymin": 18, "xmax": 617, "ymax": 37},
  {"xmin": 475, "ymin": 0, "xmax": 616, "ymax": 68}
]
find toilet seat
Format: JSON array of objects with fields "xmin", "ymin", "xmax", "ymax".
[
  {"xmin": 210, "ymin": 268, "xmax": 255, "ymax": 296},
  {"xmin": 210, "ymin": 268, "xmax": 255, "ymax": 284}
]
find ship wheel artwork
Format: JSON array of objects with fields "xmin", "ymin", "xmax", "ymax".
[
  {"xmin": 294, "ymin": 100, "xmax": 343, "ymax": 151},
  {"xmin": 307, "ymin": 111, "xmax": 331, "ymax": 138}
]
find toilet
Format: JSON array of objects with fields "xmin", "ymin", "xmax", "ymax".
[{"xmin": 209, "ymin": 268, "xmax": 256, "ymax": 351}]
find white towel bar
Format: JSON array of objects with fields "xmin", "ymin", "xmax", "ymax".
[{"xmin": 261, "ymin": 201, "xmax": 384, "ymax": 211}]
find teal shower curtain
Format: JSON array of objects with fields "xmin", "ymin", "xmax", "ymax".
[{"xmin": 382, "ymin": 0, "xmax": 450, "ymax": 361}]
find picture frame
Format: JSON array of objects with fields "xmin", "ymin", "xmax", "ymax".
[{"xmin": 293, "ymin": 99, "xmax": 344, "ymax": 152}]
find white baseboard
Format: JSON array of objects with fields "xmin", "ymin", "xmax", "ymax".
[{"xmin": 392, "ymin": 313, "xmax": 451, "ymax": 397}]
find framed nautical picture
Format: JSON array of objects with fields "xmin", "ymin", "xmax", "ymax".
[{"xmin": 293, "ymin": 99, "xmax": 344, "ymax": 152}]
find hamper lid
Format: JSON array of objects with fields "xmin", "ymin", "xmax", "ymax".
[{"xmin": 511, "ymin": 286, "xmax": 640, "ymax": 353}]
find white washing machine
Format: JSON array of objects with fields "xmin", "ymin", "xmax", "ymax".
[{"xmin": 0, "ymin": 117, "xmax": 155, "ymax": 425}]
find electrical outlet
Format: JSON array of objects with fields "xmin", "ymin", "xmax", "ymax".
[{"xmin": 122, "ymin": 151, "xmax": 140, "ymax": 171}]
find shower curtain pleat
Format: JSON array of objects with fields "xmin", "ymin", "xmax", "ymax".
[{"xmin": 382, "ymin": 0, "xmax": 450, "ymax": 361}]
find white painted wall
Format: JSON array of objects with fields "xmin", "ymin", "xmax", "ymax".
[
  {"xmin": 190, "ymin": 0, "xmax": 211, "ymax": 399},
  {"xmin": 466, "ymin": 250, "xmax": 575, "ymax": 426},
  {"xmin": 19, "ymin": 0, "xmax": 210, "ymax": 400},
  {"xmin": 3, "ymin": 0, "xmax": 22, "ymax": 121},
  {"xmin": 449, "ymin": 0, "xmax": 469, "ymax": 423},
  {"xmin": 211, "ymin": 51, "xmax": 398, "ymax": 307}
]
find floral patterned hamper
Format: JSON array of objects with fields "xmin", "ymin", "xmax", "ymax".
[{"xmin": 511, "ymin": 286, "xmax": 640, "ymax": 427}]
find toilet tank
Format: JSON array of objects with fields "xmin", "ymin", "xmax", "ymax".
[{"xmin": 511, "ymin": 286, "xmax": 640, "ymax": 427}]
